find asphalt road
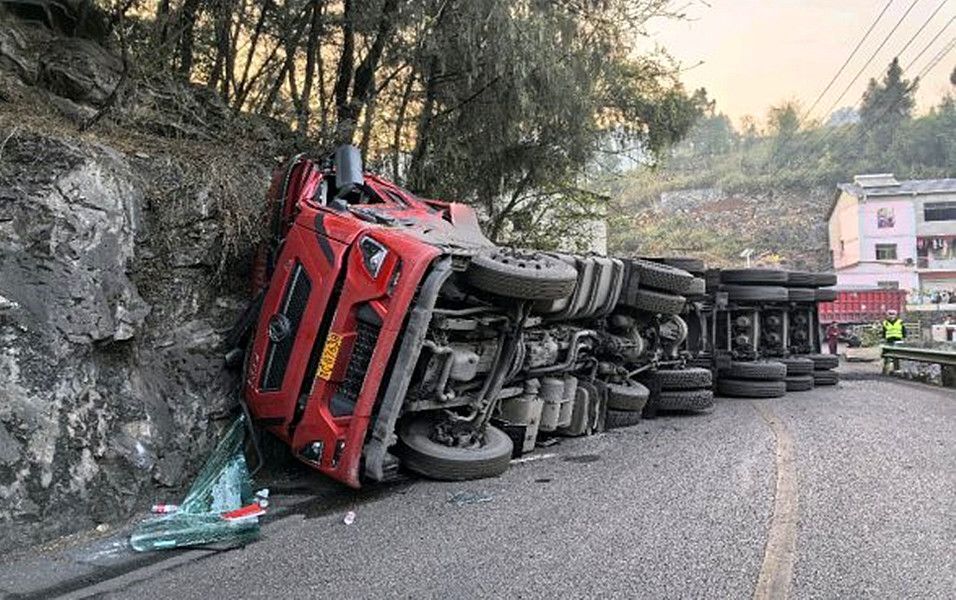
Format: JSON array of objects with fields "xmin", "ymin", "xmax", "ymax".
[{"xmin": 3, "ymin": 369, "xmax": 954, "ymax": 599}]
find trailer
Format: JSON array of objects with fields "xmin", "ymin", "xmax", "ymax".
[{"xmin": 817, "ymin": 288, "xmax": 907, "ymax": 325}]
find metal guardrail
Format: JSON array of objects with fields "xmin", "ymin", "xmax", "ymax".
[{"xmin": 881, "ymin": 345, "xmax": 956, "ymax": 367}]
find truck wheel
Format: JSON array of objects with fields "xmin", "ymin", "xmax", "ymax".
[
  {"xmin": 785, "ymin": 375, "xmax": 814, "ymax": 391},
  {"xmin": 629, "ymin": 258, "xmax": 695, "ymax": 294},
  {"xmin": 811, "ymin": 273, "xmax": 838, "ymax": 287},
  {"xmin": 786, "ymin": 271, "xmax": 815, "ymax": 287},
  {"xmin": 807, "ymin": 353, "xmax": 839, "ymax": 370},
  {"xmin": 653, "ymin": 389, "xmax": 715, "ymax": 412},
  {"xmin": 787, "ymin": 288, "xmax": 816, "ymax": 302},
  {"xmin": 606, "ymin": 381, "xmax": 650, "ymax": 411},
  {"xmin": 398, "ymin": 417, "xmax": 513, "ymax": 481},
  {"xmin": 717, "ymin": 378, "xmax": 787, "ymax": 398},
  {"xmin": 646, "ymin": 256, "xmax": 705, "ymax": 274},
  {"xmin": 466, "ymin": 248, "xmax": 578, "ymax": 300},
  {"xmin": 605, "ymin": 409, "xmax": 643, "ymax": 429},
  {"xmin": 720, "ymin": 360, "xmax": 787, "ymax": 380},
  {"xmin": 721, "ymin": 284, "xmax": 789, "ymax": 302},
  {"xmin": 684, "ymin": 277, "xmax": 706, "ymax": 297},
  {"xmin": 630, "ymin": 289, "xmax": 686, "ymax": 315},
  {"xmin": 720, "ymin": 268, "xmax": 789, "ymax": 285},
  {"xmin": 643, "ymin": 367, "xmax": 712, "ymax": 390},
  {"xmin": 812, "ymin": 370, "xmax": 839, "ymax": 386},
  {"xmin": 779, "ymin": 357, "xmax": 814, "ymax": 376},
  {"xmin": 815, "ymin": 288, "xmax": 837, "ymax": 302}
]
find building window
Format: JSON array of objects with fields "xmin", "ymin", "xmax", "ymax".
[
  {"xmin": 877, "ymin": 207, "xmax": 895, "ymax": 228},
  {"xmin": 877, "ymin": 280, "xmax": 900, "ymax": 290},
  {"xmin": 924, "ymin": 201, "xmax": 956, "ymax": 222},
  {"xmin": 875, "ymin": 243, "xmax": 897, "ymax": 260}
]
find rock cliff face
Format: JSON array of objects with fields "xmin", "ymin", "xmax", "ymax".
[{"xmin": 0, "ymin": 11, "xmax": 286, "ymax": 549}]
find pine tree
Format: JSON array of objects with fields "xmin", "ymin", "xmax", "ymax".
[{"xmin": 859, "ymin": 58, "xmax": 916, "ymax": 160}]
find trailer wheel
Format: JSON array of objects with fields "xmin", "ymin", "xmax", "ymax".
[
  {"xmin": 812, "ymin": 369, "xmax": 840, "ymax": 386},
  {"xmin": 466, "ymin": 248, "xmax": 578, "ymax": 300},
  {"xmin": 785, "ymin": 271, "xmax": 816, "ymax": 287},
  {"xmin": 642, "ymin": 367, "xmax": 712, "ymax": 390},
  {"xmin": 653, "ymin": 389, "xmax": 715, "ymax": 412},
  {"xmin": 605, "ymin": 409, "xmax": 643, "ymax": 429},
  {"xmin": 811, "ymin": 273, "xmax": 838, "ymax": 287},
  {"xmin": 717, "ymin": 378, "xmax": 787, "ymax": 398},
  {"xmin": 787, "ymin": 288, "xmax": 816, "ymax": 302},
  {"xmin": 720, "ymin": 268, "xmax": 789, "ymax": 285},
  {"xmin": 721, "ymin": 285, "xmax": 790, "ymax": 303},
  {"xmin": 779, "ymin": 357, "xmax": 814, "ymax": 376},
  {"xmin": 398, "ymin": 417, "xmax": 513, "ymax": 481},
  {"xmin": 785, "ymin": 375, "xmax": 814, "ymax": 391},
  {"xmin": 720, "ymin": 360, "xmax": 787, "ymax": 381},
  {"xmin": 807, "ymin": 353, "xmax": 839, "ymax": 370}
]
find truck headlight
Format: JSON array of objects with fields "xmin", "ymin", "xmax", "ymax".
[{"xmin": 359, "ymin": 236, "xmax": 388, "ymax": 278}]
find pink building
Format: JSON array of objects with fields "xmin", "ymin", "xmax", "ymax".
[{"xmin": 828, "ymin": 174, "xmax": 956, "ymax": 300}]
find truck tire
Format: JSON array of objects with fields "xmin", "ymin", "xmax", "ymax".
[
  {"xmin": 812, "ymin": 369, "xmax": 839, "ymax": 386},
  {"xmin": 398, "ymin": 418, "xmax": 513, "ymax": 481},
  {"xmin": 720, "ymin": 268, "xmax": 789, "ymax": 285},
  {"xmin": 807, "ymin": 353, "xmax": 839, "ymax": 370},
  {"xmin": 606, "ymin": 381, "xmax": 651, "ymax": 411},
  {"xmin": 811, "ymin": 273, "xmax": 838, "ymax": 287},
  {"xmin": 786, "ymin": 271, "xmax": 815, "ymax": 287},
  {"xmin": 720, "ymin": 360, "xmax": 787, "ymax": 381},
  {"xmin": 779, "ymin": 357, "xmax": 814, "ymax": 376},
  {"xmin": 643, "ymin": 367, "xmax": 713, "ymax": 390},
  {"xmin": 653, "ymin": 389, "xmax": 715, "ymax": 412},
  {"xmin": 815, "ymin": 288, "xmax": 837, "ymax": 302},
  {"xmin": 605, "ymin": 409, "xmax": 643, "ymax": 429},
  {"xmin": 787, "ymin": 288, "xmax": 816, "ymax": 302},
  {"xmin": 628, "ymin": 259, "xmax": 695, "ymax": 294},
  {"xmin": 686, "ymin": 277, "xmax": 706, "ymax": 297},
  {"xmin": 647, "ymin": 256, "xmax": 705, "ymax": 274},
  {"xmin": 466, "ymin": 248, "xmax": 578, "ymax": 300},
  {"xmin": 721, "ymin": 285, "xmax": 789, "ymax": 302},
  {"xmin": 785, "ymin": 374, "xmax": 814, "ymax": 391},
  {"xmin": 717, "ymin": 378, "xmax": 787, "ymax": 398},
  {"xmin": 630, "ymin": 289, "xmax": 687, "ymax": 315}
]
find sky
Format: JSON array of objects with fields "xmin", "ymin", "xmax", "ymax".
[{"xmin": 648, "ymin": 0, "xmax": 956, "ymax": 127}]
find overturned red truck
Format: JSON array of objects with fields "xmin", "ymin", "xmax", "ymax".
[{"xmin": 231, "ymin": 147, "xmax": 840, "ymax": 488}]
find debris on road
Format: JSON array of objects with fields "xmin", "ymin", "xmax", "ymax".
[
  {"xmin": 130, "ymin": 418, "xmax": 264, "ymax": 552},
  {"xmin": 343, "ymin": 511, "xmax": 357, "ymax": 525},
  {"xmin": 447, "ymin": 491, "xmax": 494, "ymax": 507}
]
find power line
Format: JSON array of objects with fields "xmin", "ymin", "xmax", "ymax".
[
  {"xmin": 896, "ymin": 0, "xmax": 950, "ymax": 59},
  {"xmin": 817, "ymin": 0, "xmax": 922, "ymax": 122},
  {"xmin": 802, "ymin": 0, "xmax": 895, "ymax": 122},
  {"xmin": 917, "ymin": 36, "xmax": 956, "ymax": 77},
  {"xmin": 904, "ymin": 13, "xmax": 955, "ymax": 69},
  {"xmin": 795, "ymin": 1, "xmax": 947, "ymax": 155}
]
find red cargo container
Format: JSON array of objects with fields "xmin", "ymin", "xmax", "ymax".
[{"xmin": 817, "ymin": 288, "xmax": 908, "ymax": 324}]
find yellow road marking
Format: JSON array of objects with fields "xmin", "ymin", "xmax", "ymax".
[{"xmin": 751, "ymin": 400, "xmax": 799, "ymax": 600}]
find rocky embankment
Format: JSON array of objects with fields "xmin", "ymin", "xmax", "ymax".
[{"xmin": 0, "ymin": 7, "xmax": 294, "ymax": 549}]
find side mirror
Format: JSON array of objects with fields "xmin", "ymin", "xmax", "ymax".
[{"xmin": 334, "ymin": 145, "xmax": 364, "ymax": 195}]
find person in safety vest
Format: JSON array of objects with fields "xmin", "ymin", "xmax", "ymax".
[
  {"xmin": 881, "ymin": 309, "xmax": 905, "ymax": 343},
  {"xmin": 881, "ymin": 309, "xmax": 905, "ymax": 374}
]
